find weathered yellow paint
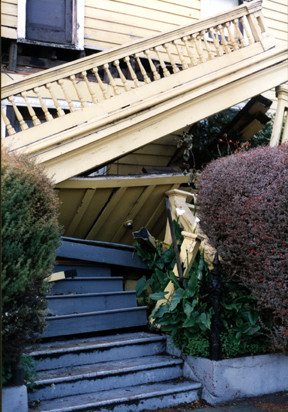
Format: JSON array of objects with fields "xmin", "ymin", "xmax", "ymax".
[
  {"xmin": 47, "ymin": 271, "xmax": 65, "ymax": 282},
  {"xmin": 24, "ymin": 46, "xmax": 288, "ymax": 183},
  {"xmin": 262, "ymin": 0, "xmax": 288, "ymax": 45},
  {"xmin": 270, "ymin": 83, "xmax": 288, "ymax": 146},
  {"xmin": 55, "ymin": 174, "xmax": 190, "ymax": 244}
]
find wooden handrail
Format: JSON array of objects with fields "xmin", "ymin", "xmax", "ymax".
[{"xmin": 1, "ymin": 1, "xmax": 274, "ymax": 139}]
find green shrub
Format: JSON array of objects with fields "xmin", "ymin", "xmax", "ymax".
[
  {"xmin": 197, "ymin": 145, "xmax": 288, "ymax": 352},
  {"xmin": 136, "ymin": 233, "xmax": 269, "ymax": 359},
  {"xmin": 1, "ymin": 150, "xmax": 62, "ymax": 384}
]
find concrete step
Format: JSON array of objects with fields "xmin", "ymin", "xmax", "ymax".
[
  {"xmin": 43, "ymin": 307, "xmax": 147, "ymax": 338},
  {"xmin": 46, "ymin": 290, "xmax": 138, "ymax": 315},
  {"xmin": 29, "ymin": 332, "xmax": 166, "ymax": 371},
  {"xmin": 28, "ymin": 355, "xmax": 184, "ymax": 401},
  {"xmin": 53, "ymin": 263, "xmax": 111, "ymax": 277},
  {"xmin": 50, "ymin": 277, "xmax": 123, "ymax": 295},
  {"xmin": 28, "ymin": 379, "xmax": 201, "ymax": 411}
]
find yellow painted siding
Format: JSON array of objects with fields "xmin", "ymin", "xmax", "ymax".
[
  {"xmin": 1, "ymin": 0, "xmax": 17, "ymax": 40},
  {"xmin": 262, "ymin": 0, "xmax": 288, "ymax": 45},
  {"xmin": 84, "ymin": 0, "xmax": 201, "ymax": 50}
]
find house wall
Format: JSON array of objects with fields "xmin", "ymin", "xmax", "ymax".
[
  {"xmin": 2, "ymin": 1, "xmax": 286, "ymax": 49},
  {"xmin": 84, "ymin": 0, "xmax": 201, "ymax": 50},
  {"xmin": 1, "ymin": 0, "xmax": 17, "ymax": 40},
  {"xmin": 262, "ymin": 0, "xmax": 288, "ymax": 46}
]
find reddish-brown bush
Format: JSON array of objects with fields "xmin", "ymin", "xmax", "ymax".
[{"xmin": 197, "ymin": 145, "xmax": 288, "ymax": 352}]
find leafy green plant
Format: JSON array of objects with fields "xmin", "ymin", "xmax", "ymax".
[
  {"xmin": 136, "ymin": 236, "xmax": 270, "ymax": 358},
  {"xmin": 1, "ymin": 149, "xmax": 62, "ymax": 385}
]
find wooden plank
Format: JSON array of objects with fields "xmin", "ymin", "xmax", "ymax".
[
  {"xmin": 59, "ymin": 188, "xmax": 112, "ymax": 238},
  {"xmin": 134, "ymin": 144, "xmax": 176, "ymax": 156},
  {"xmin": 47, "ymin": 272, "xmax": 66, "ymax": 282},
  {"xmin": 84, "ymin": 29, "xmax": 142, "ymax": 47},
  {"xmin": 65, "ymin": 189, "xmax": 96, "ymax": 237},
  {"xmin": 86, "ymin": 186, "xmax": 127, "ymax": 239},
  {"xmin": 85, "ymin": 0, "xmax": 196, "ymax": 26},
  {"xmin": 56, "ymin": 189, "xmax": 85, "ymax": 227},
  {"xmin": 112, "ymin": 185, "xmax": 156, "ymax": 243},
  {"xmin": 107, "ymin": 164, "xmax": 143, "ymax": 175},
  {"xmin": 85, "ymin": 18, "xmax": 160, "ymax": 38},
  {"xmin": 1, "ymin": 25, "xmax": 17, "ymax": 39},
  {"xmin": 86, "ymin": 0, "xmax": 200, "ymax": 19},
  {"xmin": 1, "ymin": 2, "xmax": 17, "ymax": 16},
  {"xmin": 112, "ymin": 153, "xmax": 171, "ymax": 166},
  {"xmin": 56, "ymin": 238, "xmax": 148, "ymax": 269},
  {"xmin": 84, "ymin": 8, "xmax": 180, "ymax": 32},
  {"xmin": 265, "ymin": 18, "xmax": 288, "ymax": 33},
  {"xmin": 1, "ymin": 14, "xmax": 17, "ymax": 27},
  {"xmin": 96, "ymin": 187, "xmax": 143, "ymax": 242},
  {"xmin": 263, "ymin": 1, "xmax": 288, "ymax": 14},
  {"xmin": 56, "ymin": 174, "xmax": 189, "ymax": 189}
]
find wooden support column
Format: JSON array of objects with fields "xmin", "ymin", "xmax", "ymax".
[
  {"xmin": 270, "ymin": 83, "xmax": 288, "ymax": 147},
  {"xmin": 8, "ymin": 41, "xmax": 18, "ymax": 71}
]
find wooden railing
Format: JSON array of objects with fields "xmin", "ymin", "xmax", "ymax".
[
  {"xmin": 2, "ymin": 0, "xmax": 274, "ymax": 138},
  {"xmin": 153, "ymin": 189, "xmax": 204, "ymax": 310}
]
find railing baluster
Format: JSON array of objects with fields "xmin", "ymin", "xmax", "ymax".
[
  {"xmin": 70, "ymin": 75, "xmax": 88, "ymax": 107},
  {"xmin": 92, "ymin": 67, "xmax": 109, "ymax": 99},
  {"xmin": 134, "ymin": 54, "xmax": 151, "ymax": 84},
  {"xmin": 104, "ymin": 63, "xmax": 120, "ymax": 95},
  {"xmin": 21, "ymin": 91, "xmax": 41, "ymax": 126},
  {"xmin": 124, "ymin": 56, "xmax": 140, "ymax": 88},
  {"xmin": 173, "ymin": 40, "xmax": 188, "ymax": 70},
  {"xmin": 144, "ymin": 50, "xmax": 161, "ymax": 80},
  {"xmin": 82, "ymin": 71, "xmax": 98, "ymax": 104},
  {"xmin": 163, "ymin": 43, "xmax": 180, "ymax": 73},
  {"xmin": 234, "ymin": 19, "xmax": 245, "ymax": 48},
  {"xmin": 58, "ymin": 79, "xmax": 76, "ymax": 112},
  {"xmin": 154, "ymin": 46, "xmax": 170, "ymax": 77},
  {"xmin": 34, "ymin": 87, "xmax": 54, "ymax": 121},
  {"xmin": 209, "ymin": 28, "xmax": 224, "ymax": 57},
  {"xmin": 1, "ymin": 106, "xmax": 16, "ymax": 135},
  {"xmin": 8, "ymin": 96, "xmax": 29, "ymax": 130},
  {"xmin": 225, "ymin": 22, "xmax": 238, "ymax": 51},
  {"xmin": 240, "ymin": 16, "xmax": 254, "ymax": 45},
  {"xmin": 182, "ymin": 36, "xmax": 197, "ymax": 66},
  {"xmin": 113, "ymin": 60, "xmax": 130, "ymax": 91},
  {"xmin": 46, "ymin": 83, "xmax": 65, "ymax": 117},
  {"xmin": 201, "ymin": 31, "xmax": 214, "ymax": 60},
  {"xmin": 191, "ymin": 33, "xmax": 206, "ymax": 63},
  {"xmin": 218, "ymin": 25, "xmax": 231, "ymax": 54}
]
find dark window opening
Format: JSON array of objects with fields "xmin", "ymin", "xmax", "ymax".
[{"xmin": 26, "ymin": 0, "xmax": 73, "ymax": 45}]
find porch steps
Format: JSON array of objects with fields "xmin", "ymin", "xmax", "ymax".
[
  {"xmin": 27, "ymin": 239, "xmax": 201, "ymax": 411},
  {"xmin": 28, "ymin": 333, "xmax": 201, "ymax": 411}
]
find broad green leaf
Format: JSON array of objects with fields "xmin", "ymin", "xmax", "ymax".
[
  {"xmin": 135, "ymin": 276, "xmax": 147, "ymax": 297},
  {"xmin": 184, "ymin": 300, "xmax": 197, "ymax": 318},
  {"xmin": 169, "ymin": 289, "xmax": 183, "ymax": 311},
  {"xmin": 149, "ymin": 291, "xmax": 168, "ymax": 301}
]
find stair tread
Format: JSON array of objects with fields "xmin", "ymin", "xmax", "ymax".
[
  {"xmin": 51, "ymin": 277, "xmax": 123, "ymax": 281},
  {"xmin": 35, "ymin": 355, "xmax": 182, "ymax": 384},
  {"xmin": 29, "ymin": 379, "xmax": 201, "ymax": 412},
  {"xmin": 29, "ymin": 332, "xmax": 166, "ymax": 356},
  {"xmin": 45, "ymin": 305, "xmax": 146, "ymax": 320},
  {"xmin": 46, "ymin": 290, "xmax": 136, "ymax": 299}
]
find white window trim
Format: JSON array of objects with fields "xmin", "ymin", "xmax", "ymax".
[{"xmin": 17, "ymin": 0, "xmax": 84, "ymax": 50}]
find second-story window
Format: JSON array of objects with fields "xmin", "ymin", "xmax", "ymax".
[
  {"xmin": 17, "ymin": 0, "xmax": 84, "ymax": 49},
  {"xmin": 26, "ymin": 0, "xmax": 73, "ymax": 44}
]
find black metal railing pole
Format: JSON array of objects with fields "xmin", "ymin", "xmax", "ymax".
[
  {"xmin": 165, "ymin": 197, "xmax": 183, "ymax": 286},
  {"xmin": 210, "ymin": 252, "xmax": 222, "ymax": 360}
]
